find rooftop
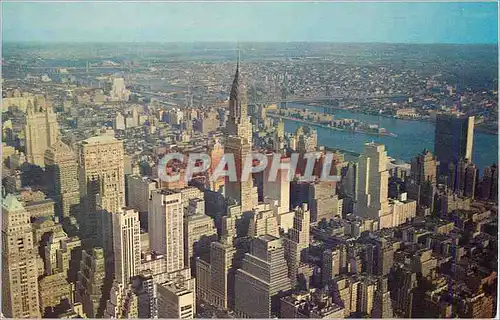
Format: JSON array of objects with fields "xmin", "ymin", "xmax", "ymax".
[{"xmin": 81, "ymin": 135, "xmax": 119, "ymax": 145}]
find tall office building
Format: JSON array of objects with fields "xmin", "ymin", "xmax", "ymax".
[
  {"xmin": 110, "ymin": 77, "xmax": 130, "ymax": 102},
  {"xmin": 209, "ymin": 237, "xmax": 237, "ymax": 309},
  {"xmin": 456, "ymin": 159, "xmax": 478, "ymax": 199},
  {"xmin": 273, "ymin": 120, "xmax": 285, "ymax": 152},
  {"xmin": 148, "ymin": 189, "xmax": 184, "ymax": 272},
  {"xmin": 44, "ymin": 139, "xmax": 80, "ymax": 218},
  {"xmin": 126, "ymin": 175, "xmax": 159, "ymax": 213},
  {"xmin": 2, "ymin": 194, "xmax": 41, "ymax": 318},
  {"xmin": 224, "ymin": 60, "xmax": 258, "ymax": 212},
  {"xmin": 434, "ymin": 114, "xmax": 474, "ymax": 174},
  {"xmin": 157, "ymin": 281, "xmax": 195, "ymax": 319},
  {"xmin": 75, "ymin": 248, "xmax": 108, "ymax": 318},
  {"xmin": 114, "ymin": 113, "xmax": 126, "ymax": 130},
  {"xmin": 356, "ymin": 142, "xmax": 391, "ymax": 228},
  {"xmin": 206, "ymin": 137, "xmax": 225, "ymax": 193},
  {"xmin": 480, "ymin": 164, "xmax": 498, "ymax": 201},
  {"xmin": 234, "ymin": 235, "xmax": 292, "ymax": 318},
  {"xmin": 284, "ymin": 204, "xmax": 310, "ymax": 284},
  {"xmin": 112, "ymin": 208, "xmax": 141, "ymax": 285},
  {"xmin": 410, "ymin": 149, "xmax": 438, "ymax": 185},
  {"xmin": 226, "ymin": 60, "xmax": 252, "ymax": 141},
  {"xmin": 341, "ymin": 161, "xmax": 359, "ymax": 213},
  {"xmin": 24, "ymin": 100, "xmax": 59, "ymax": 167},
  {"xmin": 104, "ymin": 281, "xmax": 138, "ymax": 318},
  {"xmin": 196, "ymin": 234, "xmax": 237, "ymax": 309},
  {"xmin": 321, "ymin": 248, "xmax": 341, "ymax": 286},
  {"xmin": 294, "ymin": 126, "xmax": 317, "ymax": 153},
  {"xmin": 78, "ymin": 135, "xmax": 125, "ymax": 239},
  {"xmin": 200, "ymin": 109, "xmax": 219, "ymax": 134},
  {"xmin": 248, "ymin": 203, "xmax": 280, "ymax": 238},
  {"xmin": 183, "ymin": 198, "xmax": 217, "ymax": 272},
  {"xmin": 309, "ymin": 181, "xmax": 343, "ymax": 222},
  {"xmin": 263, "ymin": 154, "xmax": 291, "ymax": 214},
  {"xmin": 371, "ymin": 277, "xmax": 394, "ymax": 318}
]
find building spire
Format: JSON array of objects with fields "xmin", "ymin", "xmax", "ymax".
[{"xmin": 237, "ymin": 48, "xmax": 241, "ymax": 71}]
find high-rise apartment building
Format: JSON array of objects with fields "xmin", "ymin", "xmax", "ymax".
[
  {"xmin": 45, "ymin": 140, "xmax": 80, "ymax": 218},
  {"xmin": 24, "ymin": 100, "xmax": 59, "ymax": 167},
  {"xmin": 112, "ymin": 208, "xmax": 141, "ymax": 285},
  {"xmin": 148, "ymin": 189, "xmax": 184, "ymax": 272},
  {"xmin": 434, "ymin": 114, "xmax": 474, "ymax": 174},
  {"xmin": 234, "ymin": 235, "xmax": 292, "ymax": 318},
  {"xmin": 2, "ymin": 194, "xmax": 41, "ymax": 318}
]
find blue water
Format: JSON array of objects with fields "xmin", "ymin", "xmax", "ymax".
[{"xmin": 283, "ymin": 103, "xmax": 498, "ymax": 173}]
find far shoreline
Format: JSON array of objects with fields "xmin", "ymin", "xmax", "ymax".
[{"xmin": 299, "ymin": 102, "xmax": 499, "ymax": 136}]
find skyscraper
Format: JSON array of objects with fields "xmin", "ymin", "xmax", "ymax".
[
  {"xmin": 44, "ymin": 139, "xmax": 80, "ymax": 219},
  {"xmin": 480, "ymin": 164, "xmax": 498, "ymax": 201},
  {"xmin": 224, "ymin": 60, "xmax": 258, "ymax": 212},
  {"xmin": 78, "ymin": 135, "xmax": 125, "ymax": 239},
  {"xmin": 206, "ymin": 137, "xmax": 225, "ymax": 193},
  {"xmin": 263, "ymin": 154, "xmax": 291, "ymax": 214},
  {"xmin": 226, "ymin": 59, "xmax": 252, "ymax": 141},
  {"xmin": 209, "ymin": 236, "xmax": 236, "ymax": 309},
  {"xmin": 234, "ymin": 235, "xmax": 292, "ymax": 318},
  {"xmin": 434, "ymin": 114, "xmax": 474, "ymax": 174},
  {"xmin": 75, "ymin": 248, "xmax": 108, "ymax": 318},
  {"xmin": 410, "ymin": 149, "xmax": 438, "ymax": 185},
  {"xmin": 148, "ymin": 189, "xmax": 184, "ymax": 272},
  {"xmin": 356, "ymin": 142, "xmax": 391, "ymax": 228},
  {"xmin": 183, "ymin": 198, "xmax": 217, "ymax": 272},
  {"xmin": 112, "ymin": 208, "xmax": 141, "ymax": 285},
  {"xmin": 110, "ymin": 77, "xmax": 130, "ymax": 102},
  {"xmin": 24, "ymin": 100, "xmax": 59, "ymax": 167},
  {"xmin": 2, "ymin": 194, "xmax": 41, "ymax": 318},
  {"xmin": 157, "ymin": 282, "xmax": 195, "ymax": 319},
  {"xmin": 294, "ymin": 126, "xmax": 317, "ymax": 153},
  {"xmin": 284, "ymin": 204, "xmax": 311, "ymax": 285}
]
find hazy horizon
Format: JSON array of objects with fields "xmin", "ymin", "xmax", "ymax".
[
  {"xmin": 2, "ymin": 41, "xmax": 499, "ymax": 45},
  {"xmin": 2, "ymin": 2, "xmax": 498, "ymax": 44}
]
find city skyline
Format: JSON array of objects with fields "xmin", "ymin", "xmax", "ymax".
[
  {"xmin": 1, "ymin": 1, "xmax": 498, "ymax": 318},
  {"xmin": 2, "ymin": 1, "xmax": 498, "ymax": 44}
]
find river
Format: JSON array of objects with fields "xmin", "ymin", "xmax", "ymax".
[{"xmin": 283, "ymin": 103, "xmax": 498, "ymax": 173}]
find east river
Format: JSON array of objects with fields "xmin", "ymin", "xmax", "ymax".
[{"xmin": 282, "ymin": 103, "xmax": 498, "ymax": 173}]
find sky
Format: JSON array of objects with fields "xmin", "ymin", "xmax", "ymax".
[{"xmin": 2, "ymin": 1, "xmax": 498, "ymax": 44}]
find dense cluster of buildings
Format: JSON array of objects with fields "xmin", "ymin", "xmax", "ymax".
[{"xmin": 1, "ymin": 59, "xmax": 497, "ymax": 319}]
